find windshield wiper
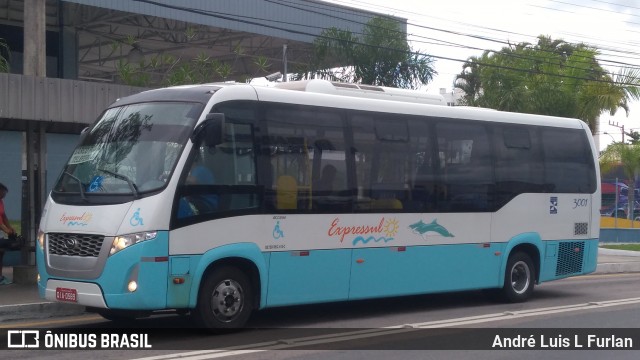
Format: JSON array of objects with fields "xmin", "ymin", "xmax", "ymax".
[
  {"xmin": 98, "ymin": 168, "xmax": 140, "ymax": 198},
  {"xmin": 63, "ymin": 171, "xmax": 88, "ymax": 202}
]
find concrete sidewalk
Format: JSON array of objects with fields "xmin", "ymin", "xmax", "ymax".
[
  {"xmin": 596, "ymin": 246, "xmax": 640, "ymax": 273},
  {"xmin": 1, "ymin": 247, "xmax": 640, "ymax": 322},
  {"xmin": 0, "ymin": 266, "xmax": 88, "ymax": 322}
]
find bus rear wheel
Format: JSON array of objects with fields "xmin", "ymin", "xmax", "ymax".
[
  {"xmin": 501, "ymin": 252, "xmax": 535, "ymax": 303},
  {"xmin": 194, "ymin": 266, "xmax": 253, "ymax": 329}
]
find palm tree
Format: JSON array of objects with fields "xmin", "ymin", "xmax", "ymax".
[
  {"xmin": 454, "ymin": 36, "xmax": 640, "ymax": 133},
  {"xmin": 454, "ymin": 55, "xmax": 482, "ymax": 106},
  {"xmin": 296, "ymin": 16, "xmax": 436, "ymax": 89},
  {"xmin": 600, "ymin": 142, "xmax": 640, "ymax": 220}
]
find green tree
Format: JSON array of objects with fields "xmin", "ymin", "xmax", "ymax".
[
  {"xmin": 296, "ymin": 16, "xmax": 436, "ymax": 89},
  {"xmin": 114, "ymin": 32, "xmax": 273, "ymax": 87},
  {"xmin": 454, "ymin": 36, "xmax": 640, "ymax": 132},
  {"xmin": 0, "ymin": 38, "xmax": 10, "ymax": 73},
  {"xmin": 626, "ymin": 130, "xmax": 640, "ymax": 145},
  {"xmin": 600, "ymin": 142, "xmax": 640, "ymax": 219}
]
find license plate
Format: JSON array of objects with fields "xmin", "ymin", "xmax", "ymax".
[{"xmin": 55, "ymin": 287, "xmax": 77, "ymax": 303}]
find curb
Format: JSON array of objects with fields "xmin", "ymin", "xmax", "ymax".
[
  {"xmin": 0, "ymin": 302, "xmax": 87, "ymax": 322},
  {"xmin": 598, "ymin": 247, "xmax": 640, "ymax": 257},
  {"xmin": 595, "ymin": 262, "xmax": 640, "ymax": 274}
]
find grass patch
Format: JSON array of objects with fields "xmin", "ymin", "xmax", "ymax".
[{"xmin": 601, "ymin": 244, "xmax": 640, "ymax": 252}]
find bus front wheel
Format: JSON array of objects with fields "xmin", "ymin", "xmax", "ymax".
[
  {"xmin": 501, "ymin": 252, "xmax": 535, "ymax": 303},
  {"xmin": 194, "ymin": 266, "xmax": 253, "ymax": 329}
]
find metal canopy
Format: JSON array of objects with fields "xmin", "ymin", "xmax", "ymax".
[
  {"xmin": 65, "ymin": 2, "xmax": 313, "ymax": 83},
  {"xmin": 0, "ymin": 0, "xmax": 393, "ymax": 265},
  {"xmin": 1, "ymin": 0, "xmax": 388, "ymax": 84}
]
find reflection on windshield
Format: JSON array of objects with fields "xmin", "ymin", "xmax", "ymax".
[{"xmin": 54, "ymin": 102, "xmax": 202, "ymax": 199}]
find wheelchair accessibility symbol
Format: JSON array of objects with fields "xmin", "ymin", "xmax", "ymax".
[
  {"xmin": 130, "ymin": 208, "xmax": 144, "ymax": 226},
  {"xmin": 87, "ymin": 176, "xmax": 104, "ymax": 192},
  {"xmin": 273, "ymin": 221, "xmax": 284, "ymax": 240}
]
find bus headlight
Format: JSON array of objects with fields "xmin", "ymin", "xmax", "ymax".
[
  {"xmin": 110, "ymin": 231, "xmax": 157, "ymax": 256},
  {"xmin": 37, "ymin": 230, "xmax": 45, "ymax": 249}
]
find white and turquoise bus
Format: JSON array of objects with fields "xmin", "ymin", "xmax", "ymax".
[{"xmin": 36, "ymin": 80, "xmax": 600, "ymax": 329}]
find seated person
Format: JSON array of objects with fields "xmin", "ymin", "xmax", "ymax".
[
  {"xmin": 313, "ymin": 165, "xmax": 346, "ymax": 211},
  {"xmin": 178, "ymin": 159, "xmax": 219, "ymax": 218},
  {"xmin": 0, "ymin": 232, "xmax": 21, "ymax": 251},
  {"xmin": 187, "ymin": 164, "xmax": 215, "ymax": 185},
  {"xmin": 313, "ymin": 164, "xmax": 337, "ymax": 195}
]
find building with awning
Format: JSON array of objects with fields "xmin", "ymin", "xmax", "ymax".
[{"xmin": 0, "ymin": 0, "xmax": 399, "ymax": 264}]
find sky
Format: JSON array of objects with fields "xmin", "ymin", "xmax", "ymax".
[{"xmin": 322, "ymin": 0, "xmax": 640, "ymax": 150}]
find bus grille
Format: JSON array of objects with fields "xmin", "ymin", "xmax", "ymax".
[
  {"xmin": 48, "ymin": 233, "xmax": 104, "ymax": 257},
  {"xmin": 556, "ymin": 241, "xmax": 585, "ymax": 276},
  {"xmin": 574, "ymin": 222, "xmax": 588, "ymax": 236}
]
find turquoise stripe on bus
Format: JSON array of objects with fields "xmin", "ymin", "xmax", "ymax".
[
  {"xmin": 349, "ymin": 244, "xmax": 505, "ymax": 300},
  {"xmin": 267, "ymin": 249, "xmax": 352, "ymax": 306},
  {"xmin": 36, "ymin": 244, "xmax": 47, "ymax": 298},
  {"xmin": 100, "ymin": 231, "xmax": 169, "ymax": 309},
  {"xmin": 165, "ymin": 256, "xmax": 192, "ymax": 308}
]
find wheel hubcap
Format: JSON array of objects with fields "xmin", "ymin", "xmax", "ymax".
[
  {"xmin": 211, "ymin": 279, "xmax": 244, "ymax": 322},
  {"xmin": 510, "ymin": 260, "xmax": 531, "ymax": 295}
]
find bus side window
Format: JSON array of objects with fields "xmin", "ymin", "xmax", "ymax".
[
  {"xmin": 541, "ymin": 128, "xmax": 594, "ymax": 193},
  {"xmin": 352, "ymin": 114, "xmax": 425, "ymax": 212},
  {"xmin": 177, "ymin": 148, "xmax": 219, "ymax": 218},
  {"xmin": 175, "ymin": 118, "xmax": 259, "ymax": 221},
  {"xmin": 436, "ymin": 122, "xmax": 492, "ymax": 212},
  {"xmin": 494, "ymin": 125, "xmax": 544, "ymax": 208},
  {"xmin": 311, "ymin": 139, "xmax": 349, "ymax": 212},
  {"xmin": 264, "ymin": 104, "xmax": 347, "ymax": 213}
]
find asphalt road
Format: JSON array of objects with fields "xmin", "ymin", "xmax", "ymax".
[{"xmin": 2, "ymin": 273, "xmax": 640, "ymax": 359}]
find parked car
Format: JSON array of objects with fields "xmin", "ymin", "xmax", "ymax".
[{"xmin": 601, "ymin": 201, "xmax": 640, "ymax": 220}]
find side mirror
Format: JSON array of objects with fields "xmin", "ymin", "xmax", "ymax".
[
  {"xmin": 77, "ymin": 127, "xmax": 90, "ymax": 145},
  {"xmin": 191, "ymin": 113, "xmax": 225, "ymax": 147}
]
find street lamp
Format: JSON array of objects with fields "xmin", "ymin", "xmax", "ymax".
[
  {"xmin": 599, "ymin": 132, "xmax": 616, "ymax": 158},
  {"xmin": 603, "ymin": 132, "xmax": 616, "ymax": 144}
]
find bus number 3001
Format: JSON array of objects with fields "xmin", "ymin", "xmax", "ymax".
[{"xmin": 573, "ymin": 199, "xmax": 588, "ymax": 209}]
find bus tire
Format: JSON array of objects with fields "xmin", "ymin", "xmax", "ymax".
[
  {"xmin": 501, "ymin": 252, "xmax": 535, "ymax": 303},
  {"xmin": 194, "ymin": 266, "xmax": 253, "ymax": 329}
]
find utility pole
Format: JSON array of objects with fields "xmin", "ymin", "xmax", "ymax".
[
  {"xmin": 22, "ymin": 0, "xmax": 47, "ymax": 269},
  {"xmin": 24, "ymin": 0, "xmax": 46, "ymax": 77},
  {"xmin": 282, "ymin": 44, "xmax": 288, "ymax": 82},
  {"xmin": 609, "ymin": 121, "xmax": 625, "ymax": 143}
]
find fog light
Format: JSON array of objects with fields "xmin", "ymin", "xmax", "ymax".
[
  {"xmin": 37, "ymin": 274, "xmax": 40, "ymax": 283},
  {"xmin": 128, "ymin": 281, "xmax": 138, "ymax": 292}
]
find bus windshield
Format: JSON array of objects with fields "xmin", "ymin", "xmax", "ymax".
[{"xmin": 53, "ymin": 102, "xmax": 203, "ymax": 202}]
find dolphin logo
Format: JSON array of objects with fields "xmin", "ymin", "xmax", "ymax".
[{"xmin": 409, "ymin": 219, "xmax": 455, "ymax": 238}]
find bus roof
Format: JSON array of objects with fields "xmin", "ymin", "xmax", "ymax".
[
  {"xmin": 111, "ymin": 80, "xmax": 587, "ymax": 131},
  {"xmin": 250, "ymin": 81, "xmax": 587, "ymax": 130},
  {"xmin": 274, "ymin": 79, "xmax": 446, "ymax": 105}
]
